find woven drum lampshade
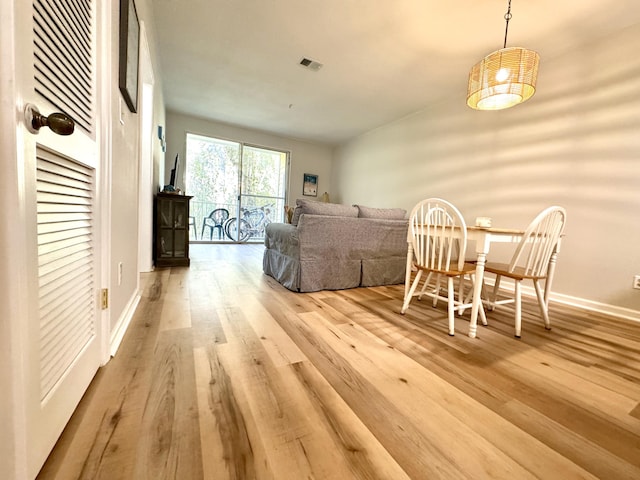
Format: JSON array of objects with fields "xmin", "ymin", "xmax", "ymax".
[{"xmin": 467, "ymin": 46, "xmax": 539, "ymax": 110}]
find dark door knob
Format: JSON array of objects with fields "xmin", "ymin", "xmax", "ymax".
[{"xmin": 24, "ymin": 103, "xmax": 75, "ymax": 135}]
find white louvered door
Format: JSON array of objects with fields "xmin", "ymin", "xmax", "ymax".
[
  {"xmin": 12, "ymin": 0, "xmax": 103, "ymax": 477},
  {"xmin": 36, "ymin": 151, "xmax": 96, "ymax": 402}
]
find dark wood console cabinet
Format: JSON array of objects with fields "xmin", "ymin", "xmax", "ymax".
[{"xmin": 154, "ymin": 193, "xmax": 193, "ymax": 267}]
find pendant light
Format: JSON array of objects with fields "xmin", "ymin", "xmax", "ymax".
[{"xmin": 466, "ymin": 0, "xmax": 539, "ymax": 110}]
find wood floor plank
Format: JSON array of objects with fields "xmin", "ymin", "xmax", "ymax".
[
  {"xmin": 193, "ymin": 345, "xmax": 259, "ymax": 480},
  {"xmin": 159, "ymin": 268, "xmax": 192, "ymax": 331},
  {"xmin": 188, "ymin": 270, "xmax": 228, "ymax": 350},
  {"xmin": 236, "ymin": 295, "xmax": 308, "ymax": 367},
  {"xmin": 285, "ymin": 360, "xmax": 412, "ymax": 480},
  {"xmin": 133, "ymin": 327, "xmax": 203, "ymax": 480}
]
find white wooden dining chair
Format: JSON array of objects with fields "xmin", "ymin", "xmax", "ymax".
[
  {"xmin": 483, "ymin": 206, "xmax": 567, "ymax": 338},
  {"xmin": 401, "ymin": 198, "xmax": 486, "ymax": 336}
]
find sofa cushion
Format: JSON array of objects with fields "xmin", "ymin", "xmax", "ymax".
[
  {"xmin": 291, "ymin": 198, "xmax": 358, "ymax": 225},
  {"xmin": 355, "ymin": 204, "xmax": 407, "ymax": 220}
]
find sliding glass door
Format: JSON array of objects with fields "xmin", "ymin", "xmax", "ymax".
[{"xmin": 185, "ymin": 133, "xmax": 288, "ymax": 243}]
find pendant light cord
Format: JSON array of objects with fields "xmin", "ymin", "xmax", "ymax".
[{"xmin": 503, "ymin": 0, "xmax": 513, "ymax": 48}]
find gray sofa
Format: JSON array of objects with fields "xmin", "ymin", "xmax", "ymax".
[{"xmin": 263, "ymin": 199, "xmax": 409, "ymax": 292}]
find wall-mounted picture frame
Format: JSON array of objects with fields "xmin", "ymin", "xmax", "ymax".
[
  {"xmin": 303, "ymin": 173, "xmax": 318, "ymax": 197},
  {"xmin": 118, "ymin": 0, "xmax": 140, "ymax": 113}
]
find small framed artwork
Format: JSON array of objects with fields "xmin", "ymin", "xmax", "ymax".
[
  {"xmin": 303, "ymin": 173, "xmax": 318, "ymax": 196},
  {"xmin": 118, "ymin": 0, "xmax": 140, "ymax": 113}
]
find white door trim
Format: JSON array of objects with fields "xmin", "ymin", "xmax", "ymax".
[
  {"xmin": 0, "ymin": 3, "xmax": 29, "ymax": 477},
  {"xmin": 138, "ymin": 21, "xmax": 155, "ymax": 274},
  {"xmin": 98, "ymin": 0, "xmax": 113, "ymax": 366}
]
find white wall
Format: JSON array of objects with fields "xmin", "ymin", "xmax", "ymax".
[
  {"xmin": 164, "ymin": 112, "xmax": 333, "ymax": 204},
  {"xmin": 333, "ymin": 23, "xmax": 640, "ymax": 314},
  {"xmin": 108, "ymin": 0, "xmax": 165, "ymax": 333}
]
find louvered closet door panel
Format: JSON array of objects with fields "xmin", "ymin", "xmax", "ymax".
[
  {"xmin": 11, "ymin": 0, "xmax": 101, "ymax": 475},
  {"xmin": 34, "ymin": 0, "xmax": 93, "ymax": 134},
  {"xmin": 37, "ymin": 147, "xmax": 95, "ymax": 401}
]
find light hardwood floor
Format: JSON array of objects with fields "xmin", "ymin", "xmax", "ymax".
[{"xmin": 38, "ymin": 244, "xmax": 640, "ymax": 479}]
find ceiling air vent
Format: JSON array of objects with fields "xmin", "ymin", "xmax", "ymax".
[{"xmin": 299, "ymin": 57, "xmax": 323, "ymax": 71}]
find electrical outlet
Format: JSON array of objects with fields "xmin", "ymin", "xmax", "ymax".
[{"xmin": 634, "ymin": 275, "xmax": 640, "ymax": 289}]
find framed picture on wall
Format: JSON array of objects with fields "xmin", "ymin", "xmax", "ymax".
[
  {"xmin": 118, "ymin": 0, "xmax": 140, "ymax": 113},
  {"xmin": 303, "ymin": 173, "xmax": 318, "ymax": 197}
]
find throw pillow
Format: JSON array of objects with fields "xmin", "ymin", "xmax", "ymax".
[
  {"xmin": 355, "ymin": 204, "xmax": 407, "ymax": 220},
  {"xmin": 291, "ymin": 198, "xmax": 358, "ymax": 226}
]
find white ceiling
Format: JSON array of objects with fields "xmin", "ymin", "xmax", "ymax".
[{"xmin": 151, "ymin": 0, "xmax": 638, "ymax": 145}]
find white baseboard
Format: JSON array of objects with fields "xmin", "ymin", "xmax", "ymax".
[
  {"xmin": 109, "ymin": 289, "xmax": 142, "ymax": 357},
  {"xmin": 488, "ymin": 279, "xmax": 640, "ymax": 324}
]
